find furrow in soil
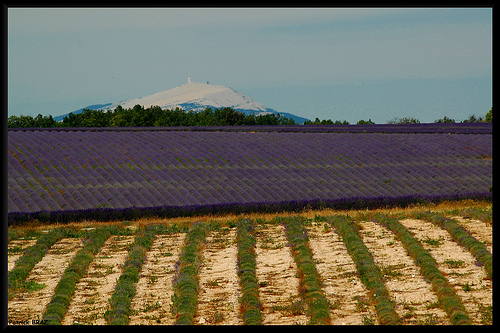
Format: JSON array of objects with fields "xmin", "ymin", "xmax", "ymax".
[
  {"xmin": 450, "ymin": 217, "xmax": 492, "ymax": 254},
  {"xmin": 357, "ymin": 221, "xmax": 449, "ymax": 325},
  {"xmin": 128, "ymin": 232, "xmax": 186, "ymax": 325},
  {"xmin": 61, "ymin": 235, "xmax": 136, "ymax": 325},
  {"xmin": 255, "ymin": 223, "xmax": 307, "ymax": 325},
  {"xmin": 8, "ymin": 237, "xmax": 84, "ymax": 324},
  {"xmin": 399, "ymin": 219, "xmax": 492, "ymax": 325},
  {"xmin": 306, "ymin": 221, "xmax": 377, "ymax": 325},
  {"xmin": 8, "ymin": 239, "xmax": 38, "ymax": 272},
  {"xmin": 195, "ymin": 228, "xmax": 242, "ymax": 325}
]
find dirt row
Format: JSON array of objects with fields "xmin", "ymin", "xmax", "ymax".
[{"xmin": 8, "ymin": 216, "xmax": 492, "ymax": 325}]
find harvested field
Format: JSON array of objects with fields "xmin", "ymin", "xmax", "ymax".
[
  {"xmin": 195, "ymin": 228, "xmax": 241, "ymax": 325},
  {"xmin": 255, "ymin": 223, "xmax": 307, "ymax": 325},
  {"xmin": 305, "ymin": 222, "xmax": 376, "ymax": 325},
  {"xmin": 9, "ymin": 237, "xmax": 84, "ymax": 324},
  {"xmin": 7, "ymin": 203, "xmax": 492, "ymax": 325},
  {"xmin": 62, "ymin": 235, "xmax": 136, "ymax": 325},
  {"xmin": 398, "ymin": 218, "xmax": 492, "ymax": 325},
  {"xmin": 128, "ymin": 233, "xmax": 185, "ymax": 325}
]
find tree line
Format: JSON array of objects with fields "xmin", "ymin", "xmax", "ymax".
[
  {"xmin": 7, "ymin": 105, "xmax": 297, "ymax": 128},
  {"xmin": 8, "ymin": 105, "xmax": 492, "ymax": 128},
  {"xmin": 304, "ymin": 108, "xmax": 492, "ymax": 125}
]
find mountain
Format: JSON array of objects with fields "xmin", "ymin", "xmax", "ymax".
[
  {"xmin": 53, "ymin": 103, "xmax": 112, "ymax": 122},
  {"xmin": 56, "ymin": 79, "xmax": 309, "ymax": 124}
]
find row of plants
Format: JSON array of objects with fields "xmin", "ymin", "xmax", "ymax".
[
  {"xmin": 8, "ymin": 127, "xmax": 492, "ymax": 221},
  {"xmin": 104, "ymin": 224, "xmax": 160, "ymax": 325},
  {"xmin": 170, "ymin": 222, "xmax": 208, "ymax": 325},
  {"xmin": 41, "ymin": 226, "xmax": 118, "ymax": 324},
  {"xmin": 7, "ymin": 112, "xmax": 492, "ymax": 130},
  {"xmin": 8, "ymin": 228, "xmax": 81, "ymax": 299},
  {"xmin": 9, "ymin": 210, "xmax": 490, "ymax": 325},
  {"xmin": 460, "ymin": 207, "xmax": 493, "ymax": 225},
  {"xmin": 371, "ymin": 213, "xmax": 471, "ymax": 325},
  {"xmin": 7, "ymin": 192, "xmax": 492, "ymax": 227},
  {"xmin": 279, "ymin": 216, "xmax": 331, "ymax": 325},
  {"xmin": 328, "ymin": 215, "xmax": 401, "ymax": 325},
  {"xmin": 414, "ymin": 211, "xmax": 492, "ymax": 279},
  {"xmin": 235, "ymin": 218, "xmax": 262, "ymax": 325}
]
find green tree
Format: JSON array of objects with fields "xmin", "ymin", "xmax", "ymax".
[
  {"xmin": 485, "ymin": 108, "xmax": 492, "ymax": 122},
  {"xmin": 278, "ymin": 114, "xmax": 296, "ymax": 125},
  {"xmin": 387, "ymin": 117, "xmax": 420, "ymax": 124},
  {"xmin": 434, "ymin": 116, "xmax": 455, "ymax": 123},
  {"xmin": 462, "ymin": 114, "xmax": 484, "ymax": 123},
  {"xmin": 8, "ymin": 115, "xmax": 36, "ymax": 128},
  {"xmin": 34, "ymin": 114, "xmax": 58, "ymax": 127},
  {"xmin": 357, "ymin": 119, "xmax": 375, "ymax": 125}
]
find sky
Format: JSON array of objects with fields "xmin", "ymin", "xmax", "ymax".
[{"xmin": 8, "ymin": 7, "xmax": 492, "ymax": 123}]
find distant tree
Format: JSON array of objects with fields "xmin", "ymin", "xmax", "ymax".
[
  {"xmin": 304, "ymin": 118, "xmax": 349, "ymax": 125},
  {"xmin": 10, "ymin": 105, "xmax": 299, "ymax": 128},
  {"xmin": 8, "ymin": 114, "xmax": 60, "ymax": 128},
  {"xmin": 35, "ymin": 114, "xmax": 58, "ymax": 127},
  {"xmin": 461, "ymin": 114, "xmax": 484, "ymax": 123},
  {"xmin": 387, "ymin": 117, "xmax": 420, "ymax": 124},
  {"xmin": 8, "ymin": 114, "xmax": 36, "ymax": 128},
  {"xmin": 434, "ymin": 116, "xmax": 456, "ymax": 123},
  {"xmin": 276, "ymin": 113, "xmax": 296, "ymax": 125},
  {"xmin": 255, "ymin": 113, "xmax": 280, "ymax": 125},
  {"xmin": 485, "ymin": 108, "xmax": 492, "ymax": 122},
  {"xmin": 357, "ymin": 119, "xmax": 375, "ymax": 125},
  {"xmin": 216, "ymin": 107, "xmax": 246, "ymax": 126}
]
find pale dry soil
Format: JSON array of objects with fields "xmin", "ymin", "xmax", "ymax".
[
  {"xmin": 451, "ymin": 216, "xmax": 492, "ymax": 253},
  {"xmin": 357, "ymin": 221, "xmax": 449, "ymax": 325},
  {"xmin": 8, "ymin": 238, "xmax": 38, "ymax": 271},
  {"xmin": 255, "ymin": 223, "xmax": 308, "ymax": 325},
  {"xmin": 399, "ymin": 219, "xmax": 492, "ymax": 325},
  {"xmin": 62, "ymin": 235, "xmax": 136, "ymax": 325},
  {"xmin": 195, "ymin": 228, "xmax": 242, "ymax": 325},
  {"xmin": 128, "ymin": 233, "xmax": 186, "ymax": 325},
  {"xmin": 8, "ymin": 237, "xmax": 84, "ymax": 324},
  {"xmin": 6, "ymin": 206, "xmax": 493, "ymax": 325},
  {"xmin": 306, "ymin": 222, "xmax": 377, "ymax": 325}
]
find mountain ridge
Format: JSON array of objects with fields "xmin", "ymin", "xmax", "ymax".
[{"xmin": 55, "ymin": 80, "xmax": 309, "ymax": 124}]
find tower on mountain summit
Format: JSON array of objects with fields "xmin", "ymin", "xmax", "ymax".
[{"xmin": 187, "ymin": 75, "xmax": 191, "ymax": 84}]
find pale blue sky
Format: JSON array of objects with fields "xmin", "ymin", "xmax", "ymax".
[{"xmin": 8, "ymin": 7, "xmax": 492, "ymax": 123}]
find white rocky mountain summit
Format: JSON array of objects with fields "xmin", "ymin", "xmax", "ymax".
[
  {"xmin": 57, "ymin": 77, "xmax": 309, "ymax": 123},
  {"xmin": 108, "ymin": 77, "xmax": 271, "ymax": 115}
]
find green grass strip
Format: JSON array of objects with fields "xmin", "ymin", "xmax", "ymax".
[
  {"xmin": 236, "ymin": 218, "xmax": 262, "ymax": 325},
  {"xmin": 105, "ymin": 224, "xmax": 158, "ymax": 325},
  {"xmin": 280, "ymin": 216, "xmax": 331, "ymax": 325},
  {"xmin": 371, "ymin": 213, "xmax": 471, "ymax": 325},
  {"xmin": 171, "ymin": 222, "xmax": 207, "ymax": 325},
  {"xmin": 415, "ymin": 211, "xmax": 492, "ymax": 279},
  {"xmin": 8, "ymin": 228, "xmax": 79, "ymax": 299},
  {"xmin": 41, "ymin": 226, "xmax": 116, "ymax": 325},
  {"xmin": 329, "ymin": 215, "xmax": 401, "ymax": 325}
]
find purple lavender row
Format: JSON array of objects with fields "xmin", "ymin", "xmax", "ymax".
[
  {"xmin": 7, "ymin": 132, "xmax": 492, "ymax": 208},
  {"xmin": 7, "ymin": 122, "xmax": 493, "ymax": 134},
  {"xmin": 7, "ymin": 192, "xmax": 492, "ymax": 226},
  {"xmin": 7, "ymin": 130, "xmax": 492, "ymax": 219}
]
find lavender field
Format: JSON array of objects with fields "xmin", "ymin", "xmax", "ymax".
[{"xmin": 7, "ymin": 124, "xmax": 492, "ymax": 224}]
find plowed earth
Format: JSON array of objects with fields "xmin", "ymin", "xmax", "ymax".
[{"xmin": 8, "ymin": 212, "xmax": 492, "ymax": 325}]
